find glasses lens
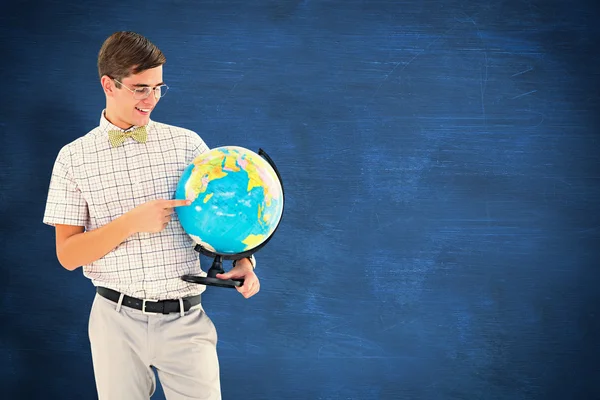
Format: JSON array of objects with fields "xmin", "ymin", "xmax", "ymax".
[
  {"xmin": 133, "ymin": 88, "xmax": 151, "ymax": 100},
  {"xmin": 157, "ymin": 85, "xmax": 168, "ymax": 98},
  {"xmin": 132, "ymin": 86, "xmax": 168, "ymax": 99}
]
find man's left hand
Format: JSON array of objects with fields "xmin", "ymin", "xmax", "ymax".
[{"xmin": 215, "ymin": 259, "xmax": 260, "ymax": 298}]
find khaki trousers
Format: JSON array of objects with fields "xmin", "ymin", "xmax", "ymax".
[{"xmin": 88, "ymin": 292, "xmax": 221, "ymax": 400}]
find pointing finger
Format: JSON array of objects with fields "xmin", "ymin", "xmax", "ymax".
[{"xmin": 164, "ymin": 199, "xmax": 192, "ymax": 208}]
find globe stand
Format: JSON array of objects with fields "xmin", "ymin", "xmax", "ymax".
[{"xmin": 181, "ymin": 245, "xmax": 245, "ymax": 289}]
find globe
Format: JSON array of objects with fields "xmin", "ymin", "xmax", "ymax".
[{"xmin": 174, "ymin": 146, "xmax": 284, "ymax": 256}]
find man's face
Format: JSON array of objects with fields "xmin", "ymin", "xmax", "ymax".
[{"xmin": 104, "ymin": 65, "xmax": 164, "ymax": 129}]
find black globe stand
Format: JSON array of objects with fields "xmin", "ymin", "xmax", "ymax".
[
  {"xmin": 181, "ymin": 245, "xmax": 245, "ymax": 289},
  {"xmin": 180, "ymin": 147, "xmax": 285, "ymax": 290}
]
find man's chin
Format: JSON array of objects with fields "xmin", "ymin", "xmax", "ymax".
[{"xmin": 134, "ymin": 113, "xmax": 151, "ymax": 126}]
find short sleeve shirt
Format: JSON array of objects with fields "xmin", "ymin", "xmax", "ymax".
[{"xmin": 43, "ymin": 110, "xmax": 210, "ymax": 300}]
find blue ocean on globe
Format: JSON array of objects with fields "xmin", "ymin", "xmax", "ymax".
[{"xmin": 174, "ymin": 146, "xmax": 284, "ymax": 255}]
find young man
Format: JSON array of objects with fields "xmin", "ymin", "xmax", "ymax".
[{"xmin": 42, "ymin": 31, "xmax": 259, "ymax": 400}]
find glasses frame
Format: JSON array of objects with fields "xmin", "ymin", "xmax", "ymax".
[{"xmin": 112, "ymin": 78, "xmax": 169, "ymax": 100}]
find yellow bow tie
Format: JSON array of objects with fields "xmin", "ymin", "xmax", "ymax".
[{"xmin": 108, "ymin": 126, "xmax": 148, "ymax": 147}]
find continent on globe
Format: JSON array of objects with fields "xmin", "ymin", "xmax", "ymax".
[{"xmin": 175, "ymin": 146, "xmax": 284, "ymax": 256}]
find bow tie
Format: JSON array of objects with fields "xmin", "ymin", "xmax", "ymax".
[{"xmin": 108, "ymin": 126, "xmax": 148, "ymax": 147}]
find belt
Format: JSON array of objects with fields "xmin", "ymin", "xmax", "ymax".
[{"xmin": 96, "ymin": 286, "xmax": 201, "ymax": 315}]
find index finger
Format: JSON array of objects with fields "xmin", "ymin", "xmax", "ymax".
[{"xmin": 163, "ymin": 199, "xmax": 192, "ymax": 207}]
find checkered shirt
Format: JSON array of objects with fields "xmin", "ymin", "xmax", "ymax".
[{"xmin": 43, "ymin": 110, "xmax": 210, "ymax": 300}]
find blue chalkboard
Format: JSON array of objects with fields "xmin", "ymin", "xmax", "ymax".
[{"xmin": 1, "ymin": 1, "xmax": 599, "ymax": 399}]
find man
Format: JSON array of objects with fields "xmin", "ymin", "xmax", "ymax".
[{"xmin": 42, "ymin": 31, "xmax": 259, "ymax": 400}]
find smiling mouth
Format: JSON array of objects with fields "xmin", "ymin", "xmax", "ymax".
[{"xmin": 136, "ymin": 107, "xmax": 151, "ymax": 114}]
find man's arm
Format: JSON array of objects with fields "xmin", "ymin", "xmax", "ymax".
[
  {"xmin": 55, "ymin": 214, "xmax": 134, "ymax": 271},
  {"xmin": 55, "ymin": 199, "xmax": 191, "ymax": 271}
]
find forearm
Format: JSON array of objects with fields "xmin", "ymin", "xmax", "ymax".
[{"xmin": 57, "ymin": 214, "xmax": 135, "ymax": 271}]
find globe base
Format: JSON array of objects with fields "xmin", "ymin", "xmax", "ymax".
[{"xmin": 181, "ymin": 254, "xmax": 244, "ymax": 289}]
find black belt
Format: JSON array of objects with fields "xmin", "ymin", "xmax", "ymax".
[{"xmin": 96, "ymin": 286, "xmax": 201, "ymax": 315}]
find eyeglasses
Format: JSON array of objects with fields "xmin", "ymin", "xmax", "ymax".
[{"xmin": 113, "ymin": 78, "xmax": 169, "ymax": 100}]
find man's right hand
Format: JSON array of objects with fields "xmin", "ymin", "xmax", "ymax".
[{"xmin": 126, "ymin": 199, "xmax": 192, "ymax": 234}]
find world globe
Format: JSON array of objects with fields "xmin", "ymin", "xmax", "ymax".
[{"xmin": 174, "ymin": 146, "xmax": 284, "ymax": 256}]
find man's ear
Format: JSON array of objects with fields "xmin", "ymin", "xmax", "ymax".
[{"xmin": 100, "ymin": 75, "xmax": 114, "ymax": 97}]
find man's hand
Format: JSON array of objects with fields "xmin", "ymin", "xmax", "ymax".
[
  {"xmin": 126, "ymin": 199, "xmax": 191, "ymax": 234},
  {"xmin": 216, "ymin": 259, "xmax": 260, "ymax": 298}
]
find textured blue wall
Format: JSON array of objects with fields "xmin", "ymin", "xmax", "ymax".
[{"xmin": 1, "ymin": 1, "xmax": 599, "ymax": 399}]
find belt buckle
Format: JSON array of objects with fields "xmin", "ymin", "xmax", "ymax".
[{"xmin": 142, "ymin": 299, "xmax": 160, "ymax": 315}]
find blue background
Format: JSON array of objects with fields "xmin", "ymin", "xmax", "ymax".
[{"xmin": 1, "ymin": 0, "xmax": 599, "ymax": 399}]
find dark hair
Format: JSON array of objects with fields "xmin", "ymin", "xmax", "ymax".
[{"xmin": 97, "ymin": 31, "xmax": 166, "ymax": 86}]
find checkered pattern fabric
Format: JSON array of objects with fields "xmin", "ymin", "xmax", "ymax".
[{"xmin": 43, "ymin": 111, "xmax": 211, "ymax": 300}]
